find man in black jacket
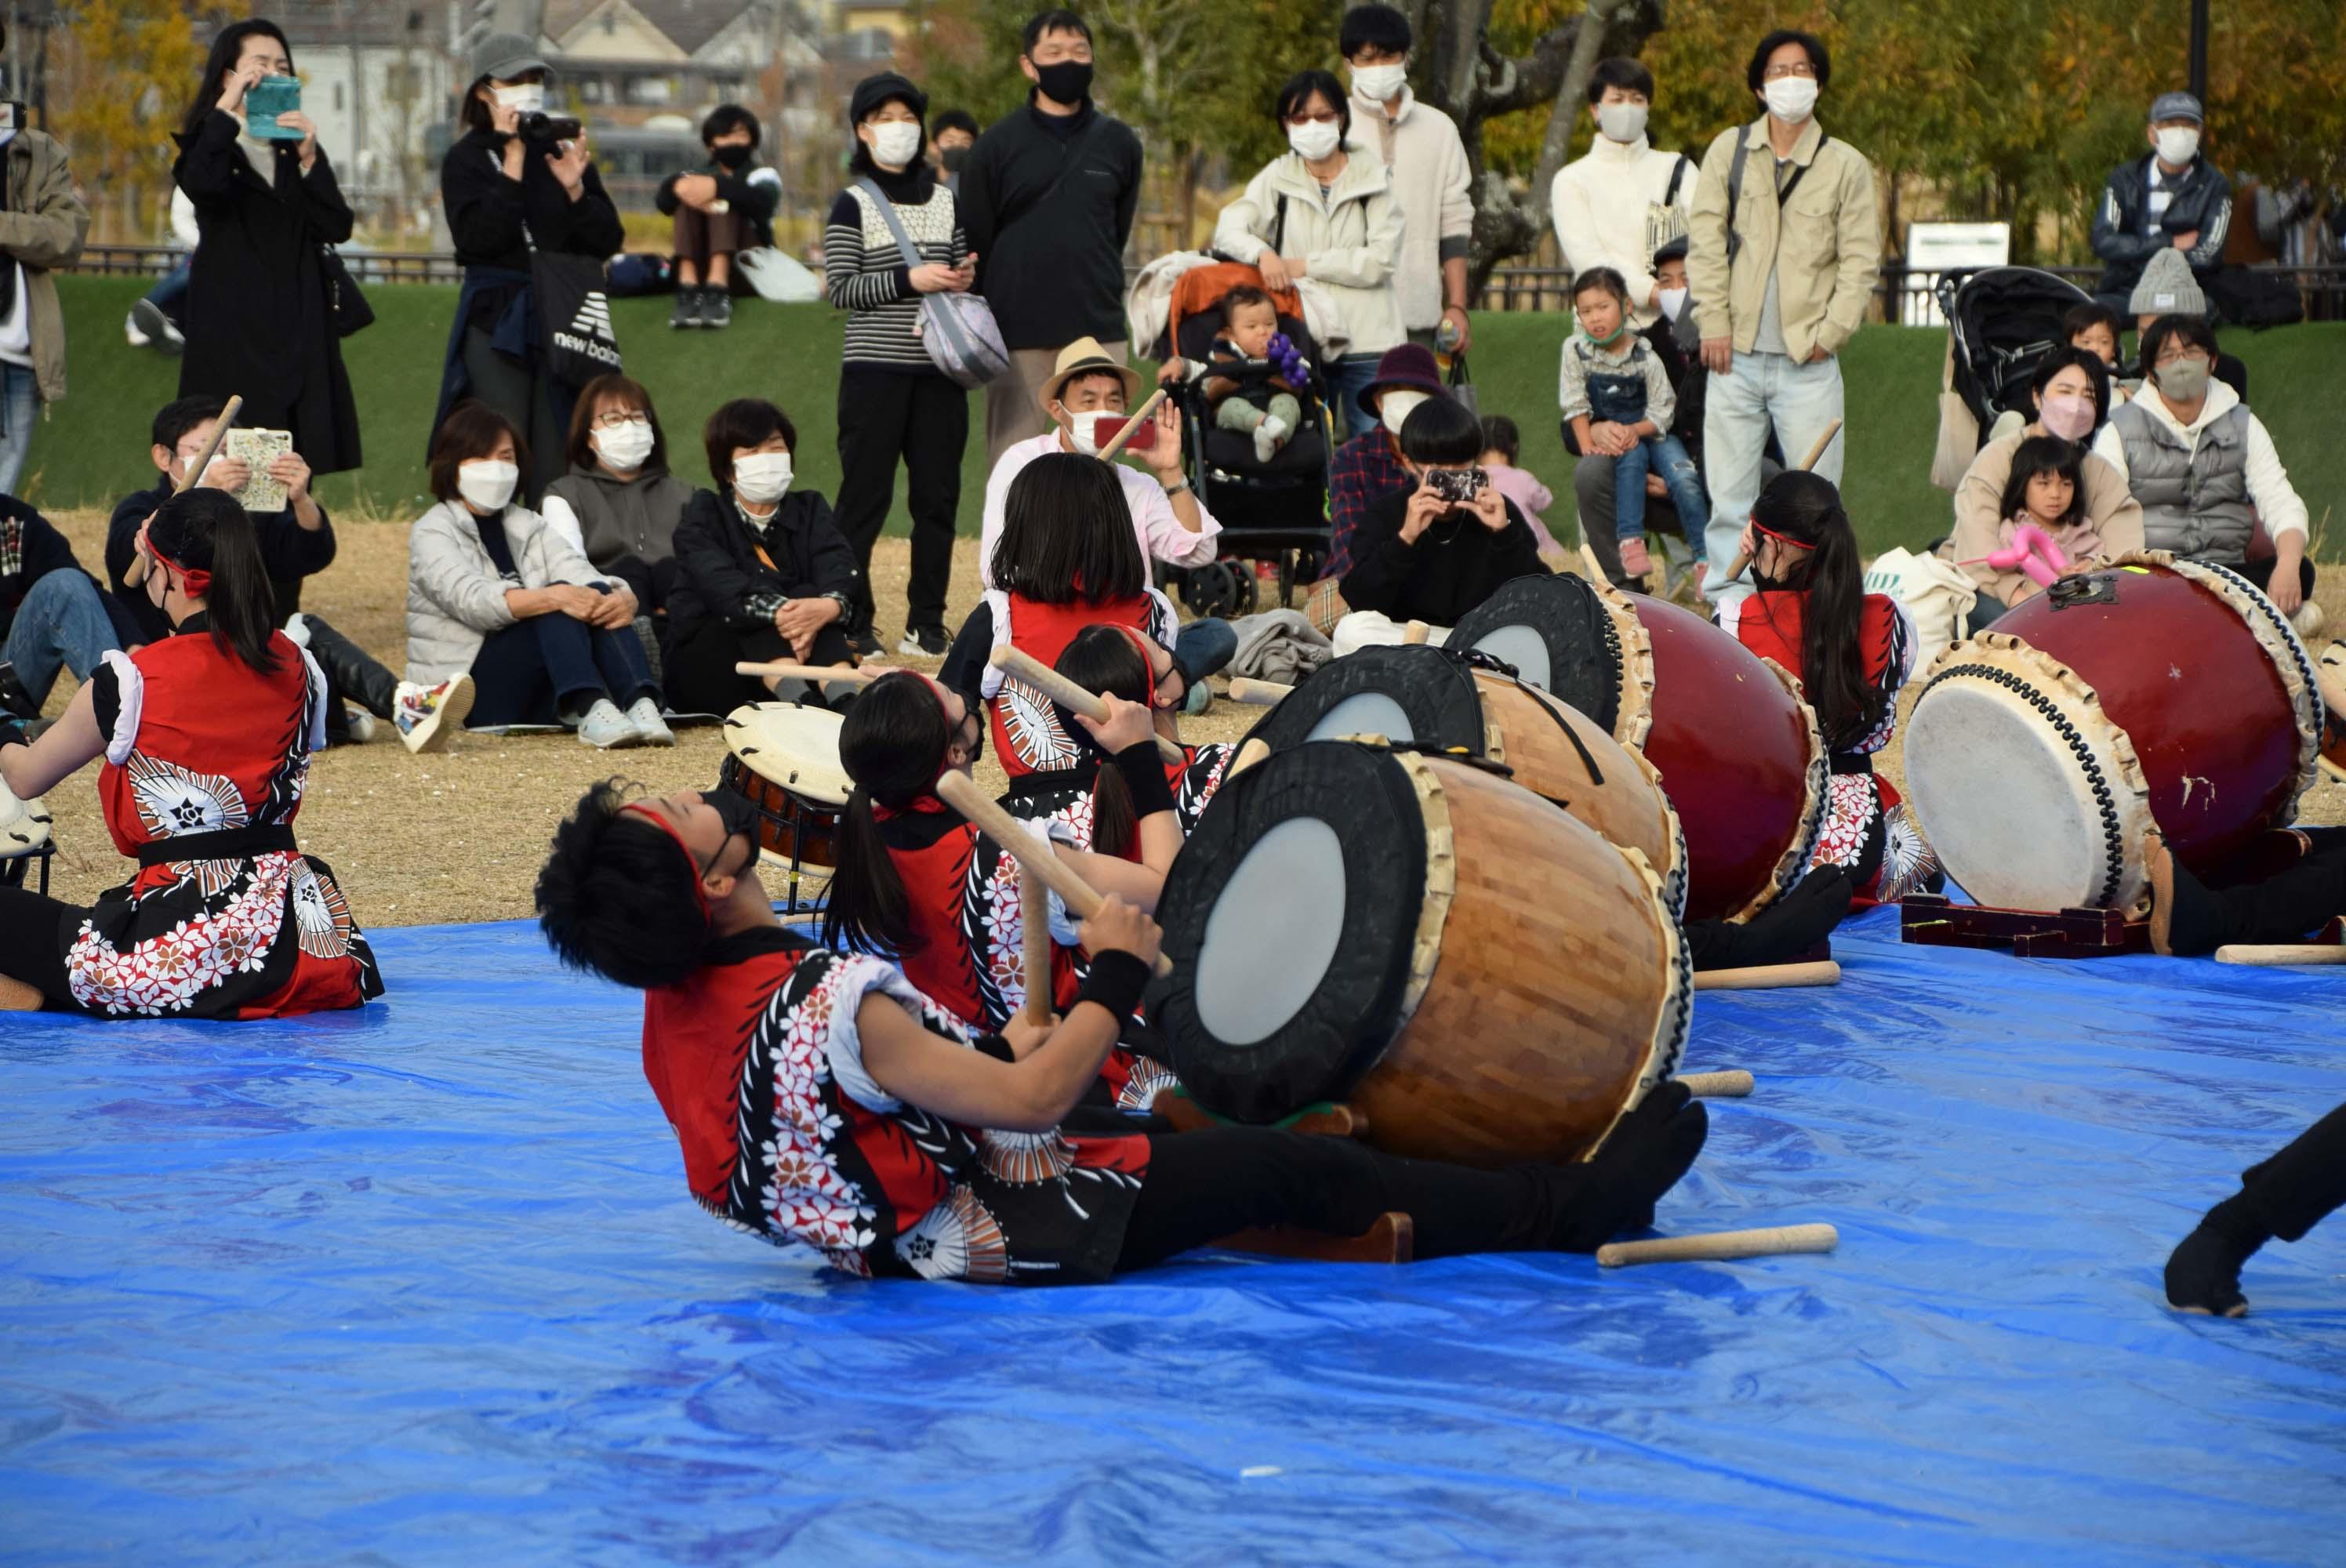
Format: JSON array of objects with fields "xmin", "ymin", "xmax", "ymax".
[
  {"xmin": 959, "ymin": 8, "xmax": 1145, "ymax": 464},
  {"xmin": 2091, "ymin": 91, "xmax": 2232, "ymax": 315},
  {"xmin": 0, "ymin": 495, "xmax": 136, "ymax": 723},
  {"xmin": 654, "ymin": 103, "xmax": 780, "ymax": 331}
]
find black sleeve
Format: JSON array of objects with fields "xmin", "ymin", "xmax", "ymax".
[
  {"xmin": 797, "ymin": 495, "xmax": 862, "ymax": 601},
  {"xmin": 672, "ymin": 494, "xmax": 767, "ymax": 633},
  {"xmin": 104, "ymin": 491, "xmax": 162, "ymax": 594},
  {"xmin": 1110, "ymin": 124, "xmax": 1143, "ymax": 251},
  {"xmin": 441, "ymin": 139, "xmax": 529, "ymax": 260},
  {"xmin": 654, "ymin": 170, "xmax": 682, "ymax": 218},
  {"xmin": 716, "ymin": 169, "xmax": 781, "ymax": 223},
  {"xmin": 94, "ymin": 576, "xmax": 147, "ymax": 650},
  {"xmin": 1338, "ymin": 494, "xmax": 1418, "ymax": 616},
  {"xmin": 259, "ymin": 506, "xmax": 338, "ymax": 581},
  {"xmin": 1491, "ymin": 501, "xmax": 1549, "ymax": 582},
  {"xmin": 532, "ymin": 161, "xmax": 624, "ymax": 258},
  {"xmin": 959, "ymin": 131, "xmax": 1000, "ymax": 263},
  {"xmin": 298, "ymin": 148, "xmax": 356, "ymax": 245}
]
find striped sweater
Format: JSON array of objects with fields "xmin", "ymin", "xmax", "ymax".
[{"xmin": 823, "ymin": 169, "xmax": 968, "ymax": 373}]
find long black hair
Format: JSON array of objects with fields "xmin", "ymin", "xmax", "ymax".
[
  {"xmin": 145, "ymin": 488, "xmax": 282, "ymax": 675},
  {"xmin": 1056, "ymin": 625, "xmax": 1157, "ymax": 860},
  {"xmin": 990, "ymin": 453, "xmax": 1145, "ymax": 602},
  {"xmin": 183, "ymin": 20, "xmax": 292, "ymax": 139},
  {"xmin": 536, "ymin": 780, "xmax": 713, "ymax": 990},
  {"xmin": 1998, "ymin": 435, "xmax": 2086, "ymax": 532},
  {"xmin": 1748, "ymin": 470, "xmax": 1883, "ymax": 751},
  {"xmin": 823, "ymin": 671, "xmax": 957, "ymax": 957}
]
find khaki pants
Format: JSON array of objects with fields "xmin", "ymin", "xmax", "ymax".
[{"xmin": 986, "ymin": 339, "xmax": 1128, "ymax": 466}]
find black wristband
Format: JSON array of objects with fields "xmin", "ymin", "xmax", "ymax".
[
  {"xmin": 0, "ymin": 718, "xmax": 27, "ymax": 753},
  {"xmin": 972, "ymin": 1033, "xmax": 1017, "ymax": 1064},
  {"xmin": 1113, "ymin": 740, "xmax": 1177, "ymax": 818},
  {"xmin": 1074, "ymin": 949, "xmax": 1150, "ymax": 1024}
]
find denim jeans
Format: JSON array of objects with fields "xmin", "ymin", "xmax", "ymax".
[
  {"xmin": 0, "ymin": 362, "xmax": 39, "ymax": 497},
  {"xmin": 145, "ymin": 262, "xmax": 191, "ymax": 313},
  {"xmin": 1173, "ymin": 616, "xmax": 1238, "ymax": 684},
  {"xmin": 467, "ymin": 612, "xmax": 658, "ymax": 728},
  {"xmin": 1611, "ymin": 434, "xmax": 1707, "ymax": 546},
  {"xmin": 1324, "ymin": 352, "xmax": 1387, "ymax": 442},
  {"xmin": 2, "ymin": 570, "xmax": 118, "ymax": 708},
  {"xmin": 1700, "ymin": 349, "xmax": 1845, "ymax": 607}
]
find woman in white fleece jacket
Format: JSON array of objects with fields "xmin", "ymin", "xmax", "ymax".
[
  {"xmin": 1548, "ymin": 57, "xmax": 1694, "ymax": 333},
  {"xmin": 1213, "ymin": 69, "xmax": 1406, "ymax": 437}
]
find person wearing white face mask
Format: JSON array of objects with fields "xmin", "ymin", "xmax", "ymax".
[
  {"xmin": 1549, "ymin": 57, "xmax": 1694, "ymax": 336},
  {"xmin": 1211, "ymin": 70, "xmax": 1406, "ymax": 440},
  {"xmin": 823, "ymin": 72, "xmax": 977, "ymax": 660},
  {"xmin": 542, "ymin": 374, "xmax": 696, "ymax": 645},
  {"xmin": 667, "ymin": 398, "xmax": 865, "ymax": 717},
  {"xmin": 433, "ymin": 32, "xmax": 623, "ymax": 506},
  {"xmin": 406, "ymin": 403, "xmax": 670, "ymax": 750},
  {"xmin": 2090, "ymin": 92, "xmax": 2233, "ymax": 319},
  {"xmin": 1687, "ymin": 28, "xmax": 1880, "ymax": 613},
  {"xmin": 1338, "ymin": 5, "xmax": 1474, "ymax": 361}
]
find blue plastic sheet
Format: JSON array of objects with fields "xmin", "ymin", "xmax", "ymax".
[{"xmin": 5, "ymin": 907, "xmax": 2344, "ymax": 1564}]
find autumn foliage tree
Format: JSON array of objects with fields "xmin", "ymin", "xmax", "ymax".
[{"xmin": 50, "ymin": 0, "xmax": 202, "ymax": 242}]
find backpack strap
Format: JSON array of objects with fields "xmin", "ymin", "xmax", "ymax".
[
  {"xmin": 1664, "ymin": 153, "xmax": 1690, "ymax": 208},
  {"xmin": 854, "ymin": 176, "xmax": 927, "ymax": 270},
  {"xmin": 1723, "ymin": 122, "xmax": 1757, "ymax": 266}
]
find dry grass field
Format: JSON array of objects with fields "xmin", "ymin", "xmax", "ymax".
[{"xmin": 24, "ymin": 512, "xmax": 2344, "ymax": 927}]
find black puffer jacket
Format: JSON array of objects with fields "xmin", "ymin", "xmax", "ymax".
[
  {"xmin": 2091, "ymin": 152, "xmax": 2233, "ymax": 300},
  {"xmin": 666, "ymin": 486, "xmax": 859, "ymax": 642}
]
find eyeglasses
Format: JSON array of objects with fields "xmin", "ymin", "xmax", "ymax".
[
  {"xmin": 1762, "ymin": 60, "xmax": 1818, "ymax": 80},
  {"xmin": 2152, "ymin": 346, "xmax": 2209, "ymax": 366},
  {"xmin": 593, "ymin": 410, "xmax": 649, "ymax": 429}
]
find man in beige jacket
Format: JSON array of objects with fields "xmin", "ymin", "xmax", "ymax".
[
  {"xmin": 1340, "ymin": 5, "xmax": 1473, "ymax": 365},
  {"xmin": 1686, "ymin": 28, "xmax": 1878, "ymax": 609},
  {"xmin": 0, "ymin": 95, "xmax": 90, "ymax": 495}
]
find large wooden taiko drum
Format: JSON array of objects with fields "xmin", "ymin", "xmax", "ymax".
[
  {"xmin": 1903, "ymin": 556, "xmax": 2324, "ymax": 913},
  {"xmin": 1447, "ymin": 574, "xmax": 1827, "ymax": 923},
  {"xmin": 1149, "ymin": 741, "xmax": 1690, "ymax": 1167},
  {"xmin": 1239, "ymin": 642, "xmax": 1687, "ymax": 917}
]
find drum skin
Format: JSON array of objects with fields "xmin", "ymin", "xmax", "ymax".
[
  {"xmin": 1629, "ymin": 596, "xmax": 1823, "ymax": 924},
  {"xmin": 722, "ymin": 702, "xmax": 851, "ymax": 869},
  {"xmin": 1991, "ymin": 562, "xmax": 2308, "ymax": 873}
]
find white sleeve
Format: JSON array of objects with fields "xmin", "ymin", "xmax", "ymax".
[
  {"xmin": 1128, "ymin": 466, "xmax": 1220, "ymax": 568},
  {"xmin": 300, "ymin": 648, "xmax": 330, "ymax": 753},
  {"xmin": 810, "ymin": 951, "xmax": 973, "ymax": 1115},
  {"xmin": 976, "ymin": 593, "xmax": 1011, "ymax": 699},
  {"xmin": 97, "ymin": 650, "xmax": 143, "ymax": 764},
  {"xmin": 2242, "ymin": 415, "xmax": 2309, "ymax": 543},
  {"xmin": 1040, "ymin": 816, "xmax": 1083, "ymax": 945},
  {"xmin": 2090, "ymin": 422, "xmax": 2130, "ymax": 484},
  {"xmin": 977, "ymin": 448, "xmax": 1024, "ymax": 591},
  {"xmin": 539, "ymin": 494, "xmax": 586, "ymax": 558}
]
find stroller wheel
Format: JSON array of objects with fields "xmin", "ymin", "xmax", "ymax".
[{"xmin": 1182, "ymin": 560, "xmax": 1258, "ymax": 620}]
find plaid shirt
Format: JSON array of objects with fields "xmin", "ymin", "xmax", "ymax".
[
  {"xmin": 0, "ymin": 515, "xmax": 21, "ymax": 583},
  {"xmin": 1324, "ymin": 427, "xmax": 1413, "ymax": 580}
]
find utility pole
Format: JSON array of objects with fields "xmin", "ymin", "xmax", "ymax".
[
  {"xmin": 348, "ymin": 0, "xmax": 368, "ymax": 220},
  {"xmin": 2188, "ymin": 0, "xmax": 2209, "ymax": 104}
]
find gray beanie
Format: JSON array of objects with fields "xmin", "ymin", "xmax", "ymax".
[{"xmin": 2128, "ymin": 247, "xmax": 2206, "ymax": 318}]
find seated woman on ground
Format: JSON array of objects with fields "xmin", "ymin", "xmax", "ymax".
[
  {"xmin": 1948, "ymin": 348, "xmax": 2143, "ymax": 632},
  {"xmin": 405, "ymin": 401, "xmax": 671, "ymax": 750},
  {"xmin": 0, "ymin": 489, "xmax": 380, "ymax": 1017},
  {"xmin": 539, "ymin": 372, "xmax": 696, "ymax": 637},
  {"xmin": 1333, "ymin": 395, "xmax": 1549, "ymax": 655},
  {"xmin": 666, "ymin": 397, "xmax": 862, "ymax": 716},
  {"xmin": 532, "ymin": 779, "xmax": 1709, "ymax": 1283}
]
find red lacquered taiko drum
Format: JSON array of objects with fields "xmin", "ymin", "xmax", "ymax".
[
  {"xmin": 1904, "ymin": 556, "xmax": 2323, "ymax": 913},
  {"xmin": 1449, "ymin": 575, "xmax": 1826, "ymax": 924}
]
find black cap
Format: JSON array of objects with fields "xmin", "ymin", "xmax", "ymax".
[
  {"xmin": 849, "ymin": 72, "xmax": 928, "ymax": 128},
  {"xmin": 1653, "ymin": 235, "xmax": 1689, "ymax": 268}
]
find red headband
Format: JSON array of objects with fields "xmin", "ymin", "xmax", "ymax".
[
  {"xmin": 146, "ymin": 538, "xmax": 213, "ymax": 598},
  {"xmin": 619, "ymin": 802, "xmax": 715, "ymax": 920},
  {"xmin": 1749, "ymin": 519, "xmax": 1815, "ymax": 552}
]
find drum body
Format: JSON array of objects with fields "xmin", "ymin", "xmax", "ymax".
[
  {"xmin": 721, "ymin": 703, "xmax": 852, "ymax": 891},
  {"xmin": 1150, "ymin": 742, "xmax": 1690, "ymax": 1167},
  {"xmin": 1905, "ymin": 557, "xmax": 2323, "ymax": 913},
  {"xmin": 1240, "ymin": 644, "xmax": 1686, "ymax": 916},
  {"xmin": 2319, "ymin": 640, "xmax": 2345, "ymax": 782},
  {"xmin": 1451, "ymin": 575, "xmax": 1825, "ymax": 923}
]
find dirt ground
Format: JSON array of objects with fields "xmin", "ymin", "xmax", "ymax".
[{"xmin": 25, "ymin": 513, "xmax": 2345, "ymax": 926}]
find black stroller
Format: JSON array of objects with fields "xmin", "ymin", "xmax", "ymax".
[
  {"xmin": 1147, "ymin": 263, "xmax": 1335, "ymax": 618},
  {"xmin": 1930, "ymin": 266, "xmax": 2094, "ymax": 488}
]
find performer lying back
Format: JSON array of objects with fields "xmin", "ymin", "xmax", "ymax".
[{"xmin": 534, "ymin": 779, "xmax": 1711, "ymax": 1283}]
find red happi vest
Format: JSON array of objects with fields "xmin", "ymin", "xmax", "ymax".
[
  {"xmin": 877, "ymin": 803, "xmax": 1079, "ymax": 1031},
  {"xmin": 988, "ymin": 592, "xmax": 1160, "ymax": 779}
]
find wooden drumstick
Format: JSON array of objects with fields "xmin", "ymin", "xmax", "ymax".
[
  {"xmin": 2215, "ymin": 944, "xmax": 2346, "ymax": 967},
  {"xmin": 932, "ymin": 770, "xmax": 1173, "ymax": 978},
  {"xmin": 1020, "ymin": 870, "xmax": 1055, "ymax": 1025},
  {"xmin": 735, "ymin": 661, "xmax": 887, "ymax": 685},
  {"xmin": 1598, "ymin": 1223, "xmax": 1837, "ymax": 1268},
  {"xmin": 1717, "ymin": 418, "xmax": 1847, "ymax": 587},
  {"xmin": 1227, "ymin": 677, "xmax": 1291, "ymax": 706},
  {"xmin": 1097, "ymin": 389, "xmax": 1168, "ymax": 461},
  {"xmin": 1403, "ymin": 619, "xmax": 1431, "ymax": 645},
  {"xmin": 124, "ymin": 393, "xmax": 243, "ymax": 587},
  {"xmin": 1675, "ymin": 1069, "xmax": 1754, "ymax": 1098},
  {"xmin": 1228, "ymin": 737, "xmax": 1272, "ymax": 779},
  {"xmin": 1691, "ymin": 960, "xmax": 1841, "ymax": 991},
  {"xmin": 987, "ymin": 646, "xmax": 1185, "ymax": 764}
]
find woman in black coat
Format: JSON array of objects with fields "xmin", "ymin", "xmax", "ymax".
[
  {"xmin": 171, "ymin": 20, "xmax": 360, "ymax": 475},
  {"xmin": 430, "ymin": 33, "xmax": 624, "ymax": 504}
]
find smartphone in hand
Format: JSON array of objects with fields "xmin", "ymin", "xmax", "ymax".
[
  {"xmin": 1425, "ymin": 466, "xmax": 1486, "ymax": 504},
  {"xmin": 245, "ymin": 76, "xmax": 304, "ymax": 139},
  {"xmin": 1087, "ymin": 411, "xmax": 1158, "ymax": 455}
]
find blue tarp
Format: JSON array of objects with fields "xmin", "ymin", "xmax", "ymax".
[{"xmin": 4, "ymin": 907, "xmax": 2342, "ymax": 1565}]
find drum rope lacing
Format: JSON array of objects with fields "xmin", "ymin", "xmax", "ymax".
[
  {"xmin": 1921, "ymin": 661, "xmax": 2126, "ymax": 910},
  {"xmin": 1444, "ymin": 646, "xmax": 1610, "ymax": 793}
]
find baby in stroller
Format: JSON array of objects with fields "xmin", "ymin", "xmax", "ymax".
[{"xmin": 1162, "ymin": 285, "xmax": 1311, "ymax": 464}]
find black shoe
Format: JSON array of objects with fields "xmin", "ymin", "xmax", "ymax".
[
  {"xmin": 670, "ymin": 287, "xmax": 703, "ymax": 329},
  {"xmin": 897, "ymin": 626, "xmax": 950, "ymax": 658},
  {"xmin": 844, "ymin": 628, "xmax": 883, "ymax": 660},
  {"xmin": 704, "ymin": 289, "xmax": 733, "ymax": 328},
  {"xmin": 0, "ymin": 662, "xmax": 38, "ymax": 722}
]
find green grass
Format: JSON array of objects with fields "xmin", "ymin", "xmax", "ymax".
[{"xmin": 28, "ymin": 275, "xmax": 2344, "ymax": 559}]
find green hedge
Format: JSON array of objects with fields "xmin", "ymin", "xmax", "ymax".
[{"xmin": 27, "ymin": 274, "xmax": 2342, "ymax": 556}]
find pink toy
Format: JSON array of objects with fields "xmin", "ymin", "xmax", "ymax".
[{"xmin": 1985, "ymin": 523, "xmax": 2070, "ymax": 588}]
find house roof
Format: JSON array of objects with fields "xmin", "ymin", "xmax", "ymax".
[
  {"xmin": 544, "ymin": 0, "xmax": 761, "ymax": 57},
  {"xmin": 212, "ymin": 0, "xmax": 437, "ymax": 49}
]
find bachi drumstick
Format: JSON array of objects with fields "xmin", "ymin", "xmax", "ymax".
[
  {"xmin": 1692, "ymin": 960, "xmax": 1840, "ymax": 991},
  {"xmin": 1403, "ymin": 619, "xmax": 1431, "ymax": 645},
  {"xmin": 124, "ymin": 393, "xmax": 243, "ymax": 587},
  {"xmin": 1716, "ymin": 417, "xmax": 1845, "ymax": 587},
  {"xmin": 2214, "ymin": 944, "xmax": 2346, "ymax": 967},
  {"xmin": 1021, "ymin": 871, "xmax": 1055, "ymax": 1025},
  {"xmin": 988, "ymin": 646, "xmax": 1185, "ymax": 764},
  {"xmin": 1227, "ymin": 737, "xmax": 1272, "ymax": 779},
  {"xmin": 1227, "ymin": 677, "xmax": 1292, "ymax": 706},
  {"xmin": 734, "ymin": 660, "xmax": 888, "ymax": 685},
  {"xmin": 1596, "ymin": 1223, "xmax": 1837, "ymax": 1268},
  {"xmin": 1675, "ymin": 1069, "xmax": 1755, "ymax": 1098},
  {"xmin": 932, "ymin": 770, "xmax": 1173, "ymax": 978}
]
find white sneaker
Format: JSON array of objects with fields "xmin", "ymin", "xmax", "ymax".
[
  {"xmin": 394, "ymin": 675, "xmax": 473, "ymax": 754},
  {"xmin": 343, "ymin": 707, "xmax": 377, "ymax": 744},
  {"xmin": 626, "ymin": 695, "xmax": 676, "ymax": 746},
  {"xmin": 577, "ymin": 697, "xmax": 641, "ymax": 749},
  {"xmin": 2290, "ymin": 600, "xmax": 2324, "ymax": 639},
  {"xmin": 125, "ymin": 310, "xmax": 151, "ymax": 348},
  {"xmin": 1253, "ymin": 414, "xmax": 1290, "ymax": 464}
]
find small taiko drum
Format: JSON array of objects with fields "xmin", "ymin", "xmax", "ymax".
[
  {"xmin": 1448, "ymin": 574, "xmax": 1826, "ymax": 924},
  {"xmin": 720, "ymin": 702, "xmax": 853, "ymax": 908},
  {"xmin": 1149, "ymin": 741, "xmax": 1690, "ymax": 1167},
  {"xmin": 1239, "ymin": 643, "xmax": 1687, "ymax": 917},
  {"xmin": 1904, "ymin": 556, "xmax": 2324, "ymax": 913},
  {"xmin": 2319, "ymin": 639, "xmax": 2345, "ymax": 783}
]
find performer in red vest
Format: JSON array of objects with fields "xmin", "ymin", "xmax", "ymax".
[
  {"xmin": 1055, "ymin": 624, "xmax": 1233, "ymax": 852},
  {"xmin": 533, "ymin": 779, "xmax": 1710, "ymax": 1284},
  {"xmin": 1716, "ymin": 472, "xmax": 1941, "ymax": 905},
  {"xmin": 0, "ymin": 489, "xmax": 380, "ymax": 1016}
]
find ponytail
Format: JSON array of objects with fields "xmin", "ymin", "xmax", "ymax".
[
  {"xmin": 821, "ymin": 786, "xmax": 917, "ymax": 956},
  {"xmin": 1056, "ymin": 624, "xmax": 1158, "ymax": 860},
  {"xmin": 146, "ymin": 488, "xmax": 282, "ymax": 676},
  {"xmin": 826, "ymin": 670, "xmax": 957, "ymax": 956},
  {"xmin": 1751, "ymin": 470, "xmax": 1882, "ymax": 752}
]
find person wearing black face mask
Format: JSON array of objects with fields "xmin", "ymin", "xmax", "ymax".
[
  {"xmin": 929, "ymin": 108, "xmax": 981, "ymax": 193},
  {"xmin": 957, "ymin": 9, "xmax": 1146, "ymax": 465},
  {"xmin": 655, "ymin": 103, "xmax": 779, "ymax": 331}
]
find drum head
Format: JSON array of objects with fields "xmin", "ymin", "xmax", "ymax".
[
  {"xmin": 0, "ymin": 783, "xmax": 51, "ymax": 858},
  {"xmin": 1447, "ymin": 575, "xmax": 1623, "ymax": 732},
  {"xmin": 1151, "ymin": 743, "xmax": 1430, "ymax": 1124},
  {"xmin": 1242, "ymin": 644, "xmax": 1486, "ymax": 758},
  {"xmin": 724, "ymin": 702, "xmax": 852, "ymax": 805}
]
